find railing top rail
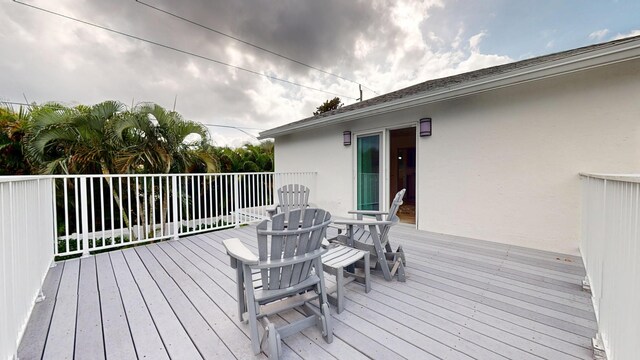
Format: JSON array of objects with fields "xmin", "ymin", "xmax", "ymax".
[
  {"xmin": 0, "ymin": 175, "xmax": 52, "ymax": 183},
  {"xmin": 0, "ymin": 171, "xmax": 318, "ymax": 181},
  {"xmin": 579, "ymin": 172, "xmax": 640, "ymax": 183}
]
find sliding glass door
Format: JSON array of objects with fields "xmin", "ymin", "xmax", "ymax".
[{"xmin": 357, "ymin": 134, "xmax": 380, "ymax": 211}]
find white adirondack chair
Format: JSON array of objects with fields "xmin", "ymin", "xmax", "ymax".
[
  {"xmin": 333, "ymin": 189, "xmax": 406, "ymax": 281},
  {"xmin": 223, "ymin": 208, "xmax": 333, "ymax": 358},
  {"xmin": 266, "ymin": 184, "xmax": 311, "ymax": 222}
]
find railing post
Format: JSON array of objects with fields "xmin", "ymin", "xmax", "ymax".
[
  {"xmin": 50, "ymin": 178, "xmax": 57, "ymax": 267},
  {"xmin": 233, "ymin": 174, "xmax": 240, "ymax": 227},
  {"xmin": 80, "ymin": 177, "xmax": 90, "ymax": 257},
  {"xmin": 172, "ymin": 175, "xmax": 180, "ymax": 240}
]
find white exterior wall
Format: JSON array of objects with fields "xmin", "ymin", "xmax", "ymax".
[{"xmin": 274, "ymin": 59, "xmax": 640, "ymax": 254}]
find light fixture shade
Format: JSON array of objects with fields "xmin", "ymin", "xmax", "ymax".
[
  {"xmin": 420, "ymin": 118, "xmax": 432, "ymax": 137},
  {"xmin": 343, "ymin": 131, "xmax": 351, "ymax": 146}
]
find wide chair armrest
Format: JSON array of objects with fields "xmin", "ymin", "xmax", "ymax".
[
  {"xmin": 223, "ymin": 238, "xmax": 259, "ymax": 267},
  {"xmin": 266, "ymin": 205, "xmax": 280, "ymax": 218},
  {"xmin": 333, "ymin": 219, "xmax": 393, "ymax": 226},
  {"xmin": 347, "ymin": 210, "xmax": 389, "ymax": 216},
  {"xmin": 347, "ymin": 209, "xmax": 388, "ymax": 220}
]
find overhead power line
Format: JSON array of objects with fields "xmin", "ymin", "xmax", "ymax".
[
  {"xmin": 203, "ymin": 124, "xmax": 259, "ymax": 140},
  {"xmin": 13, "ymin": 0, "xmax": 358, "ymax": 100},
  {"xmin": 135, "ymin": 0, "xmax": 380, "ymax": 96},
  {"xmin": 1, "ymin": 101, "xmax": 33, "ymax": 107},
  {"xmin": 200, "ymin": 123, "xmax": 265, "ymax": 131},
  {"xmin": 1, "ymin": 98, "xmax": 262, "ymax": 139}
]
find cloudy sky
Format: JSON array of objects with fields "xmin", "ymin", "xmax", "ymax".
[{"xmin": 1, "ymin": 0, "xmax": 639, "ymax": 147}]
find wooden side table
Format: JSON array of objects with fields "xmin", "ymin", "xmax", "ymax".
[{"xmin": 321, "ymin": 244, "xmax": 371, "ymax": 313}]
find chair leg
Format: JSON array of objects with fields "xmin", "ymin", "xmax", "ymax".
[
  {"xmin": 266, "ymin": 322, "xmax": 282, "ymax": 358},
  {"xmin": 385, "ymin": 242, "xmax": 393, "ymax": 253},
  {"xmin": 397, "ymin": 245, "xmax": 406, "ymax": 265},
  {"xmin": 314, "ymin": 257, "xmax": 334, "ymax": 344},
  {"xmin": 243, "ymin": 265, "xmax": 261, "ymax": 355},
  {"xmin": 369, "ymin": 225, "xmax": 393, "ymax": 281},
  {"xmin": 321, "ymin": 302, "xmax": 333, "ymax": 343},
  {"xmin": 235, "ymin": 266, "xmax": 246, "ymax": 321},
  {"xmin": 336, "ymin": 267, "xmax": 345, "ymax": 313},
  {"xmin": 389, "ymin": 253, "xmax": 406, "ymax": 282},
  {"xmin": 363, "ymin": 251, "xmax": 371, "ymax": 293},
  {"xmin": 315, "ymin": 258, "xmax": 330, "ymax": 304},
  {"xmin": 397, "ymin": 262, "xmax": 406, "ymax": 282}
]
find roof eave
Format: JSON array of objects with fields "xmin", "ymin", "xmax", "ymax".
[{"xmin": 259, "ymin": 38, "xmax": 640, "ymax": 140}]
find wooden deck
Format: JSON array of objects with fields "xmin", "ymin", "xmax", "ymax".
[{"xmin": 18, "ymin": 224, "xmax": 597, "ymax": 359}]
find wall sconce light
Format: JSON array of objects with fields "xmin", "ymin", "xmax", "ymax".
[
  {"xmin": 420, "ymin": 118, "xmax": 432, "ymax": 137},
  {"xmin": 343, "ymin": 131, "xmax": 352, "ymax": 146}
]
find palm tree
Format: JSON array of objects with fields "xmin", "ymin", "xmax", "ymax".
[
  {"xmin": 113, "ymin": 103, "xmax": 219, "ymax": 235},
  {"xmin": 24, "ymin": 101, "xmax": 124, "ymax": 174},
  {"xmin": 113, "ymin": 103, "xmax": 218, "ymax": 174},
  {"xmin": 24, "ymin": 101, "xmax": 135, "ymax": 239},
  {"xmin": 214, "ymin": 141, "xmax": 274, "ymax": 173},
  {"xmin": 0, "ymin": 105, "xmax": 32, "ymax": 175}
]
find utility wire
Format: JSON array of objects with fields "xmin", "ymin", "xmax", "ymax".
[
  {"xmin": 1, "ymin": 99, "xmax": 265, "ymax": 134},
  {"xmin": 1, "ymin": 101, "xmax": 33, "ymax": 107},
  {"xmin": 200, "ymin": 123, "xmax": 265, "ymax": 131},
  {"xmin": 135, "ymin": 0, "xmax": 380, "ymax": 96},
  {"xmin": 202, "ymin": 124, "xmax": 259, "ymax": 140},
  {"xmin": 2, "ymin": 99, "xmax": 261, "ymax": 141},
  {"xmin": 13, "ymin": 0, "xmax": 358, "ymax": 100}
]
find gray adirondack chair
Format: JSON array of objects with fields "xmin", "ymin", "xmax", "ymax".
[
  {"xmin": 266, "ymin": 184, "xmax": 311, "ymax": 221},
  {"xmin": 333, "ymin": 189, "xmax": 406, "ymax": 281},
  {"xmin": 223, "ymin": 208, "xmax": 333, "ymax": 358}
]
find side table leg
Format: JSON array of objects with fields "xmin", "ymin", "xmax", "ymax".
[
  {"xmin": 364, "ymin": 252, "xmax": 371, "ymax": 293},
  {"xmin": 336, "ymin": 266, "xmax": 345, "ymax": 313}
]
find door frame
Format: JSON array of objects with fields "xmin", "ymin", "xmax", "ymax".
[
  {"xmin": 352, "ymin": 122, "xmax": 419, "ymax": 227},
  {"xmin": 352, "ymin": 129, "xmax": 386, "ymax": 213}
]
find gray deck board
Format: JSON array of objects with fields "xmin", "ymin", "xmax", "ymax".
[
  {"xmin": 416, "ymin": 247, "xmax": 588, "ymax": 295},
  {"xmin": 166, "ymin": 239, "xmax": 300, "ymax": 359},
  {"xmin": 398, "ymin": 232, "xmax": 586, "ymax": 282},
  {"xmin": 110, "ymin": 251, "xmax": 169, "ymax": 359},
  {"xmin": 20, "ymin": 224, "xmax": 597, "ymax": 359},
  {"xmin": 17, "ymin": 262, "xmax": 63, "ymax": 360},
  {"xmin": 409, "ymin": 261, "xmax": 596, "ymax": 319},
  {"xmin": 154, "ymin": 241, "xmax": 270, "ymax": 360},
  {"xmin": 384, "ymin": 270, "xmax": 592, "ymax": 348},
  {"xmin": 95, "ymin": 253, "xmax": 136, "ymax": 360},
  {"xmin": 414, "ymin": 250, "xmax": 591, "ymax": 303},
  {"xmin": 366, "ymin": 277, "xmax": 593, "ymax": 359},
  {"xmin": 42, "ymin": 259, "xmax": 79, "ymax": 360},
  {"xmin": 134, "ymin": 245, "xmax": 234, "ymax": 359},
  {"xmin": 389, "ymin": 226, "xmax": 585, "ymax": 274},
  {"xmin": 75, "ymin": 257, "xmax": 105, "ymax": 359},
  {"xmin": 121, "ymin": 248, "xmax": 203, "ymax": 359}
]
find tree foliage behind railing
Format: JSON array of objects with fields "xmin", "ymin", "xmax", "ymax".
[
  {"xmin": 50, "ymin": 172, "xmax": 315, "ymax": 259},
  {"xmin": 1, "ymin": 101, "xmax": 276, "ymax": 245}
]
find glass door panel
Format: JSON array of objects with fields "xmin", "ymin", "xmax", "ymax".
[{"xmin": 357, "ymin": 134, "xmax": 380, "ymax": 210}]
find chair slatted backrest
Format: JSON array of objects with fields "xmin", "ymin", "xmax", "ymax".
[
  {"xmin": 362, "ymin": 189, "xmax": 404, "ymax": 246},
  {"xmin": 256, "ymin": 208, "xmax": 330, "ymax": 290},
  {"xmin": 277, "ymin": 184, "xmax": 311, "ymax": 221}
]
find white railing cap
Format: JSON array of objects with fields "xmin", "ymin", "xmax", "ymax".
[{"xmin": 580, "ymin": 172, "xmax": 640, "ymax": 183}]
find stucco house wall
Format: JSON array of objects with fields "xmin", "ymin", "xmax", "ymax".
[{"xmin": 273, "ymin": 58, "xmax": 640, "ymax": 255}]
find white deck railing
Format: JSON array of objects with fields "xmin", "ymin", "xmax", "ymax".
[
  {"xmin": 580, "ymin": 173, "xmax": 640, "ymax": 360},
  {"xmin": 1, "ymin": 177, "xmax": 55, "ymax": 360},
  {"xmin": 50, "ymin": 172, "xmax": 316, "ymax": 257},
  {"xmin": 0, "ymin": 171, "xmax": 315, "ymax": 359}
]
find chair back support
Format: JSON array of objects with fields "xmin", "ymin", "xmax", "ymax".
[
  {"xmin": 277, "ymin": 184, "xmax": 311, "ymax": 220},
  {"xmin": 379, "ymin": 189, "xmax": 405, "ymax": 242},
  {"xmin": 256, "ymin": 208, "xmax": 330, "ymax": 290}
]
